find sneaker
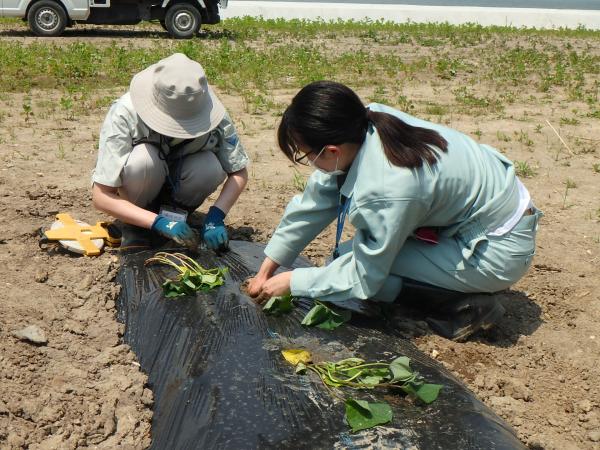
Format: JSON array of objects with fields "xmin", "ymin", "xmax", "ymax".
[{"xmin": 426, "ymin": 294, "xmax": 505, "ymax": 341}]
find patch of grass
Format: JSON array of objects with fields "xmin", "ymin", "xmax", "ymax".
[
  {"xmin": 424, "ymin": 102, "xmax": 447, "ymax": 116},
  {"xmin": 496, "ymin": 131, "xmax": 511, "ymax": 142},
  {"xmin": 435, "ymin": 58, "xmax": 458, "ymax": 79},
  {"xmin": 396, "ymin": 95, "xmax": 415, "ymax": 112},
  {"xmin": 587, "ymin": 110, "xmax": 600, "ymax": 119},
  {"xmin": 559, "ymin": 117, "xmax": 580, "ymax": 126},
  {"xmin": 562, "ymin": 178, "xmax": 577, "ymax": 209},
  {"xmin": 453, "ymin": 86, "xmax": 503, "ymax": 114},
  {"xmin": 56, "ymin": 143, "xmax": 65, "ymax": 160},
  {"xmin": 516, "ymin": 130, "xmax": 534, "ymax": 148},
  {"xmin": 0, "ymin": 17, "xmax": 598, "ymax": 127},
  {"xmin": 292, "ymin": 169, "xmax": 307, "ymax": 192},
  {"xmin": 592, "ymin": 163, "xmax": 600, "ymax": 174},
  {"xmin": 369, "ymin": 86, "xmax": 392, "ymax": 105},
  {"xmin": 514, "ymin": 160, "xmax": 537, "ymax": 178}
]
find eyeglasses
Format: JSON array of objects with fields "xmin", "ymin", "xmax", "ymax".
[
  {"xmin": 293, "ymin": 146, "xmax": 326, "ymax": 166},
  {"xmin": 292, "ymin": 148, "xmax": 313, "ymax": 166}
]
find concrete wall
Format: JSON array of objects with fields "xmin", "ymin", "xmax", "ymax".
[{"xmin": 221, "ymin": 1, "xmax": 600, "ymax": 30}]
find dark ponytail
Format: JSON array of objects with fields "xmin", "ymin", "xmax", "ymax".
[
  {"xmin": 366, "ymin": 108, "xmax": 448, "ymax": 167},
  {"xmin": 278, "ymin": 81, "xmax": 448, "ymax": 168}
]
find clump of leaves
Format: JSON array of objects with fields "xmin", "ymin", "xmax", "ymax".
[
  {"xmin": 301, "ymin": 301, "xmax": 351, "ymax": 330},
  {"xmin": 282, "ymin": 350, "xmax": 442, "ymax": 432},
  {"xmin": 145, "ymin": 252, "xmax": 227, "ymax": 298},
  {"xmin": 263, "ymin": 294, "xmax": 295, "ymax": 315},
  {"xmin": 282, "ymin": 350, "xmax": 442, "ymax": 404}
]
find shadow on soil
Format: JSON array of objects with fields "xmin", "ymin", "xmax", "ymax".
[
  {"xmin": 0, "ymin": 27, "xmax": 238, "ymax": 40},
  {"xmin": 357, "ymin": 289, "xmax": 543, "ymax": 347}
]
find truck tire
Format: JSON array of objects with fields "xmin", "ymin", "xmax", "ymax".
[
  {"xmin": 27, "ymin": 0, "xmax": 67, "ymax": 37},
  {"xmin": 164, "ymin": 4, "xmax": 201, "ymax": 39}
]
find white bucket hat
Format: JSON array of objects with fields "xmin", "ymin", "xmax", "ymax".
[{"xmin": 129, "ymin": 53, "xmax": 226, "ymax": 139}]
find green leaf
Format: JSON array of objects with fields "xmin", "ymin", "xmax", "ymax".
[
  {"xmin": 316, "ymin": 308, "xmax": 351, "ymax": 330},
  {"xmin": 301, "ymin": 302, "xmax": 351, "ymax": 330},
  {"xmin": 345, "ymin": 399, "xmax": 393, "ymax": 432},
  {"xmin": 202, "ymin": 273, "xmax": 218, "ymax": 285},
  {"xmin": 389, "ymin": 356, "xmax": 413, "ymax": 382},
  {"xmin": 360, "ymin": 375, "xmax": 384, "ymax": 386},
  {"xmin": 413, "ymin": 383, "xmax": 443, "ymax": 404},
  {"xmin": 263, "ymin": 294, "xmax": 295, "ymax": 315},
  {"xmin": 183, "ymin": 278, "xmax": 197, "ymax": 289},
  {"xmin": 301, "ymin": 304, "xmax": 329, "ymax": 326},
  {"xmin": 358, "ymin": 368, "xmax": 389, "ymax": 386}
]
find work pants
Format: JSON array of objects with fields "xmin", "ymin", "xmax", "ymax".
[
  {"xmin": 336, "ymin": 208, "xmax": 543, "ymax": 302},
  {"xmin": 118, "ymin": 143, "xmax": 227, "ymax": 210}
]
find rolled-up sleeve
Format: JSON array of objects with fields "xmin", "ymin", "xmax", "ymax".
[
  {"xmin": 290, "ymin": 198, "xmax": 427, "ymax": 302},
  {"xmin": 92, "ymin": 102, "xmax": 136, "ymax": 187},
  {"xmin": 215, "ymin": 114, "xmax": 249, "ymax": 173},
  {"xmin": 264, "ymin": 171, "xmax": 340, "ymax": 267}
]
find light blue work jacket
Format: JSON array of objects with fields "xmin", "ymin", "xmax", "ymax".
[{"xmin": 264, "ymin": 104, "xmax": 521, "ymax": 302}]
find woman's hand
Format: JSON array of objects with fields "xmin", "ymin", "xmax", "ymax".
[
  {"xmin": 246, "ymin": 256, "xmax": 282, "ymax": 301},
  {"xmin": 246, "ymin": 274, "xmax": 269, "ymax": 297},
  {"xmin": 253, "ymin": 271, "xmax": 292, "ymax": 304}
]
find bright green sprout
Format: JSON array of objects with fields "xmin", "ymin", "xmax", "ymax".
[{"xmin": 145, "ymin": 252, "xmax": 227, "ymax": 298}]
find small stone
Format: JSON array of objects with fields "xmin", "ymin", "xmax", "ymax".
[
  {"xmin": 34, "ymin": 269, "xmax": 48, "ymax": 283},
  {"xmin": 474, "ymin": 374, "xmax": 486, "ymax": 389},
  {"xmin": 13, "ymin": 325, "xmax": 48, "ymax": 344},
  {"xmin": 63, "ymin": 319, "xmax": 86, "ymax": 336},
  {"xmin": 548, "ymin": 417, "xmax": 562, "ymax": 427},
  {"xmin": 141, "ymin": 388, "xmax": 154, "ymax": 406},
  {"xmin": 504, "ymin": 379, "xmax": 532, "ymax": 401},
  {"xmin": 588, "ymin": 430, "xmax": 600, "ymax": 442},
  {"xmin": 512, "ymin": 417, "xmax": 524, "ymax": 426},
  {"xmin": 577, "ymin": 399, "xmax": 593, "ymax": 413},
  {"xmin": 77, "ymin": 274, "xmax": 93, "ymax": 290}
]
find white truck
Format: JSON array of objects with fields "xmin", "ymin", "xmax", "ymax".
[{"xmin": 0, "ymin": 0, "xmax": 228, "ymax": 38}]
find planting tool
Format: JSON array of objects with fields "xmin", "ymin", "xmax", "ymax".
[{"xmin": 41, "ymin": 213, "xmax": 121, "ymax": 256}]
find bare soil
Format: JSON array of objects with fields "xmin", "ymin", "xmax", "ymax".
[{"xmin": 0, "ymin": 23, "xmax": 599, "ymax": 450}]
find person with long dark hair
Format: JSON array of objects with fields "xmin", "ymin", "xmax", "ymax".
[{"xmin": 247, "ymin": 81, "xmax": 541, "ymax": 340}]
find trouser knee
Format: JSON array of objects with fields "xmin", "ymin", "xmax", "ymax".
[
  {"xmin": 119, "ymin": 143, "xmax": 167, "ymax": 207},
  {"xmin": 174, "ymin": 151, "xmax": 227, "ymax": 209}
]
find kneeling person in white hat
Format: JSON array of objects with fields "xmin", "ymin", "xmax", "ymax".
[{"xmin": 91, "ymin": 53, "xmax": 249, "ymax": 250}]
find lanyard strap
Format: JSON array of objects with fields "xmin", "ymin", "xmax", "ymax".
[{"xmin": 333, "ymin": 194, "xmax": 352, "ymax": 259}]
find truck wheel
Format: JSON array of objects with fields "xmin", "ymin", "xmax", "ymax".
[
  {"xmin": 27, "ymin": 0, "xmax": 67, "ymax": 37},
  {"xmin": 165, "ymin": 4, "xmax": 201, "ymax": 39}
]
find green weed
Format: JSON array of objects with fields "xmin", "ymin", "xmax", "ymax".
[
  {"xmin": 496, "ymin": 131, "xmax": 511, "ymax": 142},
  {"xmin": 559, "ymin": 117, "xmax": 580, "ymax": 126},
  {"xmin": 516, "ymin": 130, "xmax": 534, "ymax": 148},
  {"xmin": 562, "ymin": 178, "xmax": 577, "ymax": 209},
  {"xmin": 292, "ymin": 169, "xmax": 307, "ymax": 192},
  {"xmin": 514, "ymin": 160, "xmax": 537, "ymax": 178}
]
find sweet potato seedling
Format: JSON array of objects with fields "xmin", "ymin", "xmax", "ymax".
[{"xmin": 145, "ymin": 252, "xmax": 227, "ymax": 298}]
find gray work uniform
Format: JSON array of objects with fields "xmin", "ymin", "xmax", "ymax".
[
  {"xmin": 264, "ymin": 103, "xmax": 542, "ymax": 303},
  {"xmin": 92, "ymin": 93, "xmax": 249, "ymax": 209}
]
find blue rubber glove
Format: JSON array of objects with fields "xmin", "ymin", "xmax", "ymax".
[
  {"xmin": 151, "ymin": 216, "xmax": 198, "ymax": 248},
  {"xmin": 203, "ymin": 206, "xmax": 228, "ymax": 250}
]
